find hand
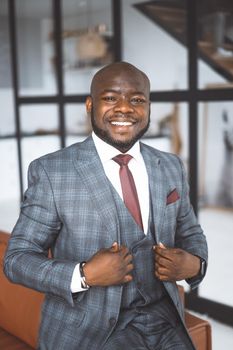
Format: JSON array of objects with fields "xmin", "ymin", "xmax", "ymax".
[
  {"xmin": 83, "ymin": 242, "xmax": 134, "ymax": 287},
  {"xmin": 154, "ymin": 243, "xmax": 200, "ymax": 282}
]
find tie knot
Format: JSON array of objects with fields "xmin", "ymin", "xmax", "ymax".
[{"xmin": 113, "ymin": 154, "xmax": 133, "ymax": 166}]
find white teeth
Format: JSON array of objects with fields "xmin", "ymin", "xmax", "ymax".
[{"xmin": 111, "ymin": 121, "xmax": 132, "ymax": 126}]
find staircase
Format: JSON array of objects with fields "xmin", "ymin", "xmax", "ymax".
[{"xmin": 134, "ymin": 0, "xmax": 233, "ymax": 82}]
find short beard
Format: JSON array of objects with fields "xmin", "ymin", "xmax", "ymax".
[{"xmin": 91, "ymin": 110, "xmax": 150, "ymax": 153}]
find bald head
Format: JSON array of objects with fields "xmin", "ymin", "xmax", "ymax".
[
  {"xmin": 86, "ymin": 61, "xmax": 151, "ymax": 153},
  {"xmin": 90, "ymin": 61, "xmax": 150, "ymax": 97}
]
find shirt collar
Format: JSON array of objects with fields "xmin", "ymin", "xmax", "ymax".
[{"xmin": 92, "ymin": 132, "xmax": 142, "ymax": 164}]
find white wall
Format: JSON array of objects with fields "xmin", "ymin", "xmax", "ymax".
[{"xmin": 122, "ymin": 0, "xmax": 187, "ymax": 91}]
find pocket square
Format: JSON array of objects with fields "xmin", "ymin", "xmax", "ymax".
[{"xmin": 166, "ymin": 189, "xmax": 180, "ymax": 205}]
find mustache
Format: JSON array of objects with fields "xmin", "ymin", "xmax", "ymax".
[{"xmin": 107, "ymin": 113, "xmax": 137, "ymax": 122}]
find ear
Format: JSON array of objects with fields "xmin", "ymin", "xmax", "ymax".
[{"xmin": 86, "ymin": 96, "xmax": 92, "ymax": 114}]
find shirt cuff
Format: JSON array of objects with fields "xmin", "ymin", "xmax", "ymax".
[{"xmin": 70, "ymin": 263, "xmax": 89, "ymax": 293}]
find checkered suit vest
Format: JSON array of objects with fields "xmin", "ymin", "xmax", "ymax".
[{"xmin": 110, "ymin": 187, "xmax": 167, "ymax": 311}]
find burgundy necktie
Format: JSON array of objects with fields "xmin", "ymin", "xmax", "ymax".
[{"xmin": 113, "ymin": 154, "xmax": 143, "ymax": 230}]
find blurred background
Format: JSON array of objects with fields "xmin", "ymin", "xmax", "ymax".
[{"xmin": 0, "ymin": 1, "xmax": 233, "ymax": 348}]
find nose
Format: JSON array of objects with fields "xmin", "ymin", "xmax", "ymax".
[{"xmin": 114, "ymin": 97, "xmax": 134, "ymax": 114}]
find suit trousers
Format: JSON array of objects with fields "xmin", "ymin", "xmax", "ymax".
[{"xmin": 102, "ymin": 297, "xmax": 194, "ymax": 350}]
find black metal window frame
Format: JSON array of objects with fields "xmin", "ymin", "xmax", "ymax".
[
  {"xmin": 6, "ymin": 0, "xmax": 121, "ymax": 198},
  {"xmin": 3, "ymin": 0, "xmax": 233, "ymax": 326}
]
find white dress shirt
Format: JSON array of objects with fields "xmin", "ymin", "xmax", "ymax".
[{"xmin": 71, "ymin": 132, "xmax": 149, "ymax": 292}]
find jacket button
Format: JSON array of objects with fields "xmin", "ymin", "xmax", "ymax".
[{"xmin": 109, "ymin": 317, "xmax": 116, "ymax": 327}]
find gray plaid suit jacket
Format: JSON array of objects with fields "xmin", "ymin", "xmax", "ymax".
[{"xmin": 4, "ymin": 136, "xmax": 208, "ymax": 349}]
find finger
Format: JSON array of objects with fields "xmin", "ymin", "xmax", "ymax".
[
  {"xmin": 122, "ymin": 274, "xmax": 133, "ymax": 283},
  {"xmin": 153, "ymin": 243, "xmax": 166, "ymax": 251},
  {"xmin": 155, "ymin": 258, "xmax": 170, "ymax": 270},
  {"xmin": 155, "ymin": 259, "xmax": 166, "ymax": 271},
  {"xmin": 155, "ymin": 263, "xmax": 171, "ymax": 278},
  {"xmin": 154, "ymin": 245, "xmax": 166, "ymax": 255},
  {"xmin": 119, "ymin": 245, "xmax": 130, "ymax": 257},
  {"xmin": 155, "ymin": 271, "xmax": 169, "ymax": 281},
  {"xmin": 156, "ymin": 263, "xmax": 179, "ymax": 281},
  {"xmin": 155, "ymin": 253, "xmax": 173, "ymax": 264},
  {"xmin": 155, "ymin": 247, "xmax": 174, "ymax": 261},
  {"xmin": 158, "ymin": 273, "xmax": 176, "ymax": 282},
  {"xmin": 124, "ymin": 253, "xmax": 133, "ymax": 264},
  {"xmin": 126, "ymin": 263, "xmax": 134, "ymax": 273},
  {"xmin": 110, "ymin": 242, "xmax": 120, "ymax": 252},
  {"xmin": 159, "ymin": 242, "xmax": 166, "ymax": 249}
]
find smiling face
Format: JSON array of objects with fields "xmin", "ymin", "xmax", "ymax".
[{"xmin": 86, "ymin": 62, "xmax": 151, "ymax": 153}]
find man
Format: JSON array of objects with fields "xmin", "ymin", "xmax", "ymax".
[{"xmin": 4, "ymin": 62, "xmax": 208, "ymax": 349}]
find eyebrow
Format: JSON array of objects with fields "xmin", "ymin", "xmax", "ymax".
[
  {"xmin": 100, "ymin": 89, "xmax": 146, "ymax": 96},
  {"xmin": 101, "ymin": 89, "xmax": 120, "ymax": 94}
]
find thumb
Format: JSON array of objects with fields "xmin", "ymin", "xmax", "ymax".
[
  {"xmin": 158, "ymin": 242, "xmax": 166, "ymax": 249},
  {"xmin": 110, "ymin": 242, "xmax": 119, "ymax": 252}
]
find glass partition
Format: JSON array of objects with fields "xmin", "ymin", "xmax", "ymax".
[
  {"xmin": 0, "ymin": 0, "xmax": 19, "ymax": 232},
  {"xmin": 21, "ymin": 136, "xmax": 60, "ymax": 191},
  {"xmin": 20, "ymin": 104, "xmax": 58, "ymax": 136},
  {"xmin": 65, "ymin": 103, "xmax": 91, "ymax": 146},
  {"xmin": 0, "ymin": 139, "xmax": 20, "ymax": 232},
  {"xmin": 15, "ymin": 0, "xmax": 57, "ymax": 96},
  {"xmin": 198, "ymin": 101, "xmax": 233, "ymax": 306},
  {"xmin": 0, "ymin": 0, "xmax": 15, "ymax": 136},
  {"xmin": 143, "ymin": 102, "xmax": 189, "ymax": 168},
  {"xmin": 62, "ymin": 0, "xmax": 113, "ymax": 94}
]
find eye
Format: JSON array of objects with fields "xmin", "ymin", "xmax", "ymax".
[
  {"xmin": 102, "ymin": 95, "xmax": 117, "ymax": 102},
  {"xmin": 131, "ymin": 97, "xmax": 146, "ymax": 105}
]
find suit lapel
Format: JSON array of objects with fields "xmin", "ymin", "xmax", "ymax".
[
  {"xmin": 141, "ymin": 143, "xmax": 167, "ymax": 244},
  {"xmin": 72, "ymin": 137, "xmax": 120, "ymax": 243},
  {"xmin": 72, "ymin": 138, "xmax": 168, "ymax": 244}
]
